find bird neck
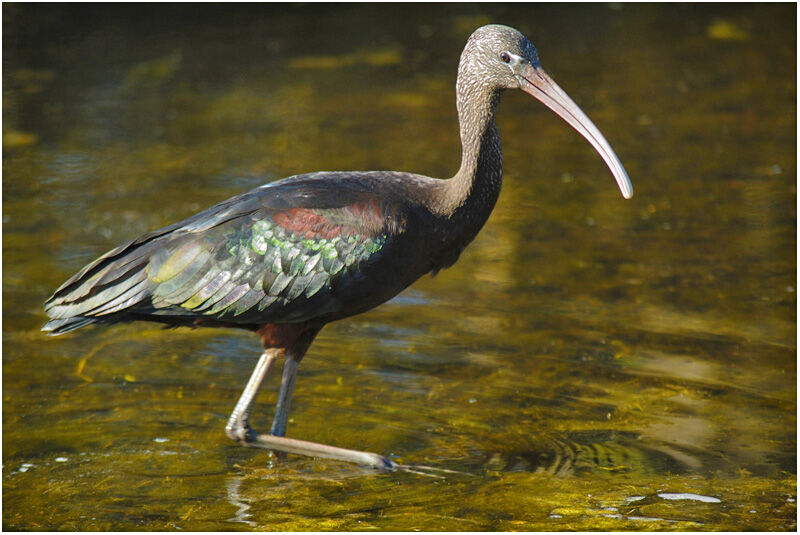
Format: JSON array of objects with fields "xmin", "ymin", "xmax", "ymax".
[{"xmin": 439, "ymin": 79, "xmax": 504, "ymax": 228}]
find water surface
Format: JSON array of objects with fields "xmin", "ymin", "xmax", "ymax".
[{"xmin": 3, "ymin": 4, "xmax": 795, "ymax": 530}]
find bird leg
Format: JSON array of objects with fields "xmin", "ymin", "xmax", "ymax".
[
  {"xmin": 226, "ymin": 333, "xmax": 397, "ymax": 471},
  {"xmin": 225, "ymin": 349, "xmax": 281, "ymax": 442},
  {"xmin": 269, "ymin": 353, "xmax": 298, "ymax": 437}
]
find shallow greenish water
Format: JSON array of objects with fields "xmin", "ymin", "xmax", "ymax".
[{"xmin": 3, "ymin": 4, "xmax": 795, "ymax": 531}]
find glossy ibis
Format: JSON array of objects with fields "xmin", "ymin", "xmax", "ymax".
[{"xmin": 43, "ymin": 25, "xmax": 633, "ymax": 470}]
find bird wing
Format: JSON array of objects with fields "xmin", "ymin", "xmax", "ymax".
[{"xmin": 43, "ymin": 173, "xmax": 411, "ymax": 333}]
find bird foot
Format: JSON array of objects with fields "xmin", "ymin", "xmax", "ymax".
[
  {"xmin": 233, "ymin": 429, "xmax": 398, "ymax": 471},
  {"xmin": 226, "ymin": 422, "xmax": 472, "ymax": 476},
  {"xmin": 225, "ymin": 420, "xmax": 257, "ymax": 443}
]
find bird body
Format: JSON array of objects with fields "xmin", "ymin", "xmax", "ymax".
[
  {"xmin": 43, "ymin": 25, "xmax": 632, "ymax": 469},
  {"xmin": 43, "ymin": 168, "xmax": 492, "ymax": 339}
]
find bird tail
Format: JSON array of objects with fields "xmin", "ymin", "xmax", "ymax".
[
  {"xmin": 42, "ymin": 192, "xmax": 257, "ymax": 335},
  {"xmin": 41, "ymin": 316, "xmax": 99, "ymax": 335},
  {"xmin": 42, "ymin": 232, "xmax": 169, "ymax": 335}
]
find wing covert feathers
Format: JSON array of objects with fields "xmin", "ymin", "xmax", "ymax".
[{"xmin": 43, "ymin": 180, "xmax": 405, "ymax": 335}]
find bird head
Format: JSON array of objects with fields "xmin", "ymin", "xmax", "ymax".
[{"xmin": 463, "ymin": 24, "xmax": 633, "ymax": 199}]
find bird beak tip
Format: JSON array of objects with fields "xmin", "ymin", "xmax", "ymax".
[
  {"xmin": 620, "ymin": 182, "xmax": 634, "ymax": 199},
  {"xmin": 620, "ymin": 179, "xmax": 633, "ymax": 199}
]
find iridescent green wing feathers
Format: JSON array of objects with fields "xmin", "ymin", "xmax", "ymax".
[
  {"xmin": 43, "ymin": 177, "xmax": 404, "ymax": 333},
  {"xmin": 149, "ymin": 208, "xmax": 391, "ymax": 323}
]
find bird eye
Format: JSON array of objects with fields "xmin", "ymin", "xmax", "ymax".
[{"xmin": 500, "ymin": 52, "xmax": 511, "ymax": 64}]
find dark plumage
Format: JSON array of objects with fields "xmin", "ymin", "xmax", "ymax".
[
  {"xmin": 44, "ymin": 172, "xmax": 429, "ymax": 333},
  {"xmin": 43, "ymin": 24, "xmax": 632, "ymax": 469}
]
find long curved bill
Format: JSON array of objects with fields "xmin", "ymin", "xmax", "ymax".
[{"xmin": 518, "ymin": 63, "xmax": 633, "ymax": 199}]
